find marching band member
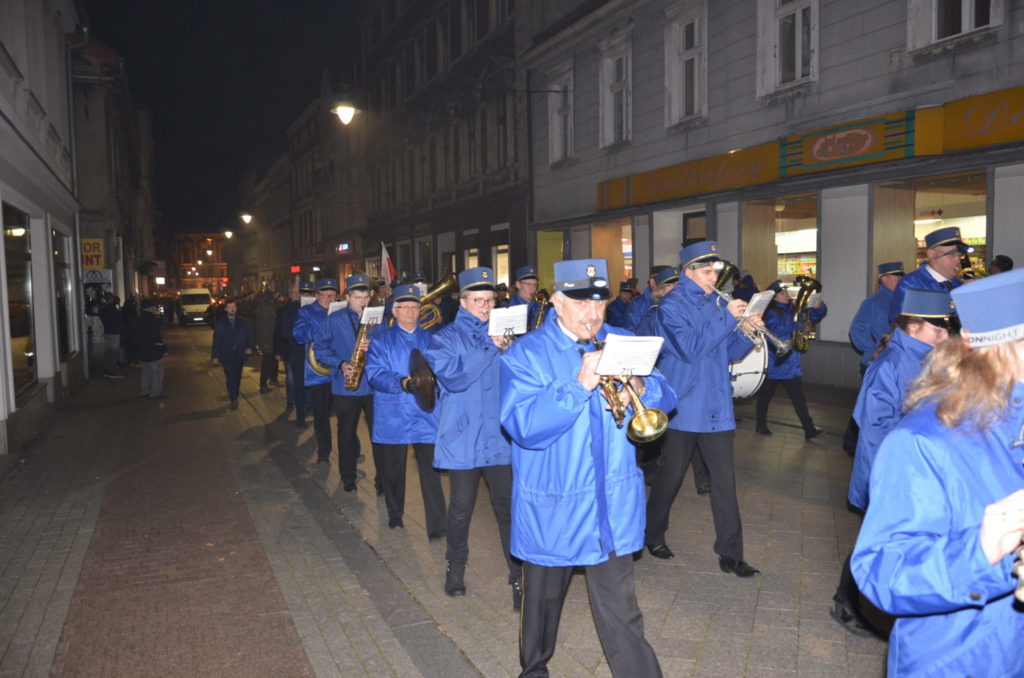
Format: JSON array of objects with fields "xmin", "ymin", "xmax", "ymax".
[
  {"xmin": 754, "ymin": 280, "xmax": 827, "ymax": 440},
  {"xmin": 626, "ymin": 265, "xmax": 669, "ymax": 332},
  {"xmin": 293, "ymin": 278, "xmax": 339, "ymax": 460},
  {"xmin": 501, "ymin": 258, "xmax": 673, "ymax": 678},
  {"xmin": 888, "ymin": 225, "xmax": 964, "ymax": 323},
  {"xmin": 605, "ymin": 281, "xmax": 634, "ymax": 328},
  {"xmin": 508, "ymin": 265, "xmax": 542, "ymax": 329},
  {"xmin": 364, "ymin": 284, "xmax": 446, "ymax": 536},
  {"xmin": 312, "ymin": 274, "xmax": 375, "ymax": 491},
  {"xmin": 831, "ymin": 289, "xmax": 955, "ymax": 637},
  {"xmin": 278, "ymin": 280, "xmax": 315, "ymax": 427},
  {"xmin": 852, "ymin": 268, "xmax": 1024, "ymax": 676},
  {"xmin": 646, "ymin": 241, "xmax": 760, "ymax": 578},
  {"xmin": 426, "ymin": 267, "xmax": 521, "ymax": 606}
]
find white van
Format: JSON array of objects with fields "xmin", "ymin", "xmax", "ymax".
[{"xmin": 178, "ymin": 288, "xmax": 213, "ymax": 326}]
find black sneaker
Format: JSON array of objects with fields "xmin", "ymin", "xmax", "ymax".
[
  {"xmin": 511, "ymin": 575, "xmax": 523, "ymax": 612},
  {"xmin": 829, "ymin": 596, "xmax": 876, "ymax": 637},
  {"xmin": 445, "ymin": 561, "xmax": 466, "ymax": 596},
  {"xmin": 805, "ymin": 427, "xmax": 825, "ymax": 440}
]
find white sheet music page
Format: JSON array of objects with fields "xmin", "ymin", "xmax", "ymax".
[
  {"xmin": 488, "ymin": 305, "xmax": 528, "ymax": 335},
  {"xmin": 743, "ymin": 291, "xmax": 775, "ymax": 318},
  {"xmin": 328, "ymin": 301, "xmax": 348, "ymax": 315},
  {"xmin": 300, "ymin": 296, "xmax": 316, "ymax": 307},
  {"xmin": 595, "ymin": 334, "xmax": 664, "ymax": 376},
  {"xmin": 361, "ymin": 306, "xmax": 385, "ymax": 324}
]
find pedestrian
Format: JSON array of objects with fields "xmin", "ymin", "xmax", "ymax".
[
  {"xmin": 136, "ymin": 298, "xmax": 167, "ymax": 399},
  {"xmin": 274, "ymin": 283, "xmax": 306, "ymax": 418},
  {"xmin": 253, "ymin": 290, "xmax": 278, "ymax": 392},
  {"xmin": 293, "ymin": 279, "xmax": 339, "ymax": 457},
  {"xmin": 211, "ymin": 298, "xmax": 253, "ymax": 410},
  {"xmin": 426, "ymin": 267, "xmax": 521, "ymax": 606},
  {"xmin": 122, "ymin": 295, "xmax": 140, "ymax": 365},
  {"xmin": 754, "ymin": 279, "xmax": 827, "ymax": 440},
  {"xmin": 889, "ymin": 225, "xmax": 964, "ymax": 322},
  {"xmin": 98, "ymin": 293, "xmax": 124, "ymax": 378},
  {"xmin": 852, "ymin": 268, "xmax": 1024, "ymax": 676},
  {"xmin": 988, "ymin": 253, "xmax": 1014, "ymax": 275}
]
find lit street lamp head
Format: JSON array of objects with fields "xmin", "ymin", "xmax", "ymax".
[
  {"xmin": 240, "ymin": 213, "xmax": 252, "ymax": 224},
  {"xmin": 224, "ymin": 230, "xmax": 233, "ymax": 239},
  {"xmin": 331, "ymin": 101, "xmax": 357, "ymax": 125}
]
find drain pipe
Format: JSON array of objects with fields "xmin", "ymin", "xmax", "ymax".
[{"xmin": 66, "ymin": 26, "xmax": 89, "ymax": 379}]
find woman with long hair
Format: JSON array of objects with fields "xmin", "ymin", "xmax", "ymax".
[{"xmin": 852, "ymin": 268, "xmax": 1024, "ymax": 676}]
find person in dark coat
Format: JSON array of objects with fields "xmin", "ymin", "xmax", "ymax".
[
  {"xmin": 98, "ymin": 293, "xmax": 124, "ymax": 378},
  {"xmin": 122, "ymin": 295, "xmax": 140, "ymax": 364},
  {"xmin": 253, "ymin": 290, "xmax": 279, "ymax": 392},
  {"xmin": 136, "ymin": 298, "xmax": 167, "ymax": 399},
  {"xmin": 274, "ymin": 283, "xmax": 303, "ymax": 416},
  {"xmin": 211, "ymin": 298, "xmax": 254, "ymax": 410}
]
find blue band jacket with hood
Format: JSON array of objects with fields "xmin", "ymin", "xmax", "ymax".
[
  {"xmin": 888, "ymin": 263, "xmax": 962, "ymax": 324},
  {"xmin": 605, "ymin": 296, "xmax": 630, "ymax": 328},
  {"xmin": 626, "ymin": 286, "xmax": 653, "ymax": 332},
  {"xmin": 847, "ymin": 328, "xmax": 931, "ymax": 510},
  {"xmin": 656, "ymin": 277, "xmax": 754, "ymax": 433},
  {"xmin": 500, "ymin": 318, "xmax": 676, "ymax": 567},
  {"xmin": 849, "ymin": 286, "xmax": 894, "ymax": 367},
  {"xmin": 762, "ymin": 300, "xmax": 827, "ymax": 381},
  {"xmin": 312, "ymin": 306, "xmax": 374, "ymax": 397},
  {"xmin": 427, "ymin": 307, "xmax": 511, "ymax": 469},
  {"xmin": 364, "ymin": 324, "xmax": 437, "ymax": 445},
  {"xmin": 293, "ymin": 301, "xmax": 331, "ymax": 386},
  {"xmin": 852, "ymin": 382, "xmax": 1024, "ymax": 677}
]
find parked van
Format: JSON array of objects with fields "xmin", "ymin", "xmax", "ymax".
[{"xmin": 178, "ymin": 288, "xmax": 213, "ymax": 326}]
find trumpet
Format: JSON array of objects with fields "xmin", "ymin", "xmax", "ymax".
[
  {"xmin": 586, "ymin": 326, "xmax": 668, "ymax": 443},
  {"xmin": 712, "ymin": 262, "xmax": 792, "ymax": 358},
  {"xmin": 533, "ymin": 289, "xmax": 550, "ymax": 330}
]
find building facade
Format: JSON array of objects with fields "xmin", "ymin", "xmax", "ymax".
[
  {"xmin": 522, "ymin": 0, "xmax": 1024, "ymax": 387},
  {"xmin": 167, "ymin": 232, "xmax": 229, "ymax": 295}
]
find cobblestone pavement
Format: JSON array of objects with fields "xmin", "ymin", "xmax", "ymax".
[{"xmin": 0, "ymin": 326, "xmax": 887, "ymax": 677}]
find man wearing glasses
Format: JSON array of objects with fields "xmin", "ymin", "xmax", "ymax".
[
  {"xmin": 888, "ymin": 226, "xmax": 964, "ymax": 323},
  {"xmin": 426, "ymin": 267, "xmax": 522, "ymax": 609}
]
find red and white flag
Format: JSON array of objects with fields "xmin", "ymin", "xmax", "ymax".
[{"xmin": 381, "ymin": 243, "xmax": 397, "ymax": 285}]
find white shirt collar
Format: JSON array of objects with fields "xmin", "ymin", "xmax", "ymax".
[{"xmin": 924, "ymin": 263, "xmax": 950, "ymax": 283}]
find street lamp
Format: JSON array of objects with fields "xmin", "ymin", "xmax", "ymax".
[
  {"xmin": 240, "ymin": 213, "xmax": 253, "ymax": 224},
  {"xmin": 206, "ymin": 249, "xmax": 213, "ymax": 256},
  {"xmin": 225, "ymin": 230, "xmax": 233, "ymax": 239},
  {"xmin": 331, "ymin": 100, "xmax": 358, "ymax": 125},
  {"xmin": 197, "ymin": 260, "xmax": 203, "ymax": 265}
]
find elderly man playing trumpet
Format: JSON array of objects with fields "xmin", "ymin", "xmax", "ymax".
[{"xmin": 501, "ymin": 258, "xmax": 675, "ymax": 678}]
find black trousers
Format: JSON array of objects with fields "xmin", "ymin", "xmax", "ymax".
[
  {"xmin": 842, "ymin": 363, "xmax": 869, "ymax": 453},
  {"xmin": 645, "ymin": 429, "xmax": 744, "ymax": 560},
  {"xmin": 519, "ymin": 554, "xmax": 661, "ymax": 678},
  {"xmin": 755, "ymin": 377, "xmax": 816, "ymax": 434},
  {"xmin": 308, "ymin": 382, "xmax": 333, "ymax": 455},
  {"xmin": 287, "ymin": 353, "xmax": 307, "ymax": 418},
  {"xmin": 377, "ymin": 443, "xmax": 446, "ymax": 535},
  {"xmin": 258, "ymin": 349, "xmax": 278, "ymax": 387},
  {"xmin": 221, "ymin": 359, "xmax": 244, "ymax": 401},
  {"xmin": 446, "ymin": 465, "xmax": 520, "ymax": 580},
  {"xmin": 333, "ymin": 394, "xmax": 372, "ymax": 481}
]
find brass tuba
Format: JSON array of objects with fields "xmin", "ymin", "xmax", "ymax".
[
  {"xmin": 307, "ymin": 343, "xmax": 332, "ymax": 376},
  {"xmin": 790, "ymin": 275, "xmax": 823, "ymax": 353},
  {"xmin": 418, "ymin": 272, "xmax": 458, "ymax": 330}
]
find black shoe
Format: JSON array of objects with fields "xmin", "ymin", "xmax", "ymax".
[
  {"xmin": 719, "ymin": 556, "xmax": 760, "ymax": 578},
  {"xmin": 229, "ymin": 400, "xmax": 238, "ymax": 410},
  {"xmin": 295, "ymin": 418, "xmax": 306, "ymax": 429},
  {"xmin": 343, "ymin": 481, "xmax": 357, "ymax": 492},
  {"xmin": 357, "ymin": 454, "xmax": 365, "ymax": 463},
  {"xmin": 805, "ymin": 427, "xmax": 825, "ymax": 440},
  {"xmin": 696, "ymin": 482, "xmax": 711, "ymax": 496},
  {"xmin": 647, "ymin": 543, "xmax": 674, "ymax": 559},
  {"xmin": 444, "ymin": 561, "xmax": 466, "ymax": 597},
  {"xmin": 428, "ymin": 531, "xmax": 446, "ymax": 543},
  {"xmin": 511, "ymin": 576, "xmax": 523, "ymax": 612},
  {"xmin": 829, "ymin": 596, "xmax": 876, "ymax": 637},
  {"xmin": 388, "ymin": 517, "xmax": 404, "ymax": 529},
  {"xmin": 284, "ymin": 403, "xmax": 294, "ymax": 413},
  {"xmin": 375, "ymin": 482, "xmax": 384, "ymax": 497},
  {"xmin": 259, "ymin": 387, "xmax": 271, "ymax": 394},
  {"xmin": 316, "ymin": 457, "xmax": 329, "ymax": 464},
  {"xmin": 755, "ymin": 425, "xmax": 773, "ymax": 435}
]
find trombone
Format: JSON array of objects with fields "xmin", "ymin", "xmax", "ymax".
[{"xmin": 712, "ymin": 262, "xmax": 793, "ymax": 358}]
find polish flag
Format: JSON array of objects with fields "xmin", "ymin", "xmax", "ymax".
[{"xmin": 381, "ymin": 243, "xmax": 397, "ymax": 285}]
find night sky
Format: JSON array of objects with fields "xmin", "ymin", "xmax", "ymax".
[{"xmin": 84, "ymin": 0, "xmax": 359, "ymax": 232}]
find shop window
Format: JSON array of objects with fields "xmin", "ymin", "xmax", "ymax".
[
  {"xmin": 547, "ymin": 62, "xmax": 574, "ymax": 164},
  {"xmin": 756, "ymin": 0, "xmax": 818, "ymax": 97},
  {"xmin": 908, "ymin": 0, "xmax": 1001, "ymax": 51},
  {"xmin": 464, "ymin": 247, "xmax": 479, "ymax": 269},
  {"xmin": 592, "ymin": 219, "xmax": 633, "ymax": 286},
  {"xmin": 53, "ymin": 231, "xmax": 74, "ymax": 359},
  {"xmin": 598, "ymin": 33, "xmax": 631, "ymax": 148},
  {"xmin": 664, "ymin": 1, "xmax": 707, "ymax": 126},
  {"xmin": 492, "ymin": 243, "xmax": 510, "ymax": 286},
  {"xmin": 4, "ymin": 203, "xmax": 35, "ymax": 394},
  {"xmin": 741, "ymin": 192, "xmax": 818, "ymax": 290}
]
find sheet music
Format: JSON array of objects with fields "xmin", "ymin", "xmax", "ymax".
[
  {"xmin": 807, "ymin": 293, "xmax": 823, "ymax": 308},
  {"xmin": 488, "ymin": 305, "xmax": 528, "ymax": 336},
  {"xmin": 743, "ymin": 291, "xmax": 774, "ymax": 318},
  {"xmin": 328, "ymin": 301, "xmax": 348, "ymax": 315},
  {"xmin": 361, "ymin": 306, "xmax": 385, "ymax": 324},
  {"xmin": 300, "ymin": 296, "xmax": 315, "ymax": 307},
  {"xmin": 595, "ymin": 334, "xmax": 664, "ymax": 376}
]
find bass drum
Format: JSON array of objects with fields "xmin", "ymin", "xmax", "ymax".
[{"xmin": 729, "ymin": 335, "xmax": 768, "ymax": 398}]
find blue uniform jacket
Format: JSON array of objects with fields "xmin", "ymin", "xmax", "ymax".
[
  {"xmin": 293, "ymin": 302, "xmax": 331, "ymax": 386},
  {"xmin": 656, "ymin": 277, "xmax": 754, "ymax": 432},
  {"xmin": 365, "ymin": 324, "xmax": 437, "ymax": 444},
  {"xmin": 500, "ymin": 318, "xmax": 676, "ymax": 566},
  {"xmin": 626, "ymin": 287, "xmax": 653, "ymax": 331},
  {"xmin": 849, "ymin": 287, "xmax": 894, "ymax": 367},
  {"xmin": 211, "ymin": 316, "xmax": 252, "ymax": 362},
  {"xmin": 763, "ymin": 301, "xmax": 827, "ymax": 380},
  {"xmin": 508, "ymin": 292, "xmax": 541, "ymax": 330},
  {"xmin": 847, "ymin": 328, "xmax": 931, "ymax": 510},
  {"xmin": 605, "ymin": 297, "xmax": 630, "ymax": 328},
  {"xmin": 312, "ymin": 306, "xmax": 373, "ymax": 396},
  {"xmin": 852, "ymin": 382, "xmax": 1024, "ymax": 677},
  {"xmin": 427, "ymin": 307, "xmax": 511, "ymax": 469},
  {"xmin": 634, "ymin": 303, "xmax": 659, "ymax": 337},
  {"xmin": 888, "ymin": 263, "xmax": 961, "ymax": 323}
]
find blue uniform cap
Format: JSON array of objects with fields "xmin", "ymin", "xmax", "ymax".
[
  {"xmin": 619, "ymin": 281, "xmax": 635, "ymax": 292},
  {"xmin": 679, "ymin": 240, "xmax": 723, "ymax": 268},
  {"xmin": 298, "ymin": 280, "xmax": 315, "ymax": 293},
  {"xmin": 515, "ymin": 265, "xmax": 539, "ymax": 281},
  {"xmin": 877, "ymin": 261, "xmax": 905, "ymax": 276},
  {"xmin": 344, "ymin": 273, "xmax": 370, "ymax": 292},
  {"xmin": 554, "ymin": 259, "xmax": 611, "ymax": 300},
  {"xmin": 952, "ymin": 268, "xmax": 1024, "ymax": 347},
  {"xmin": 767, "ymin": 279, "xmax": 786, "ymax": 294},
  {"xmin": 410, "ymin": 271, "xmax": 427, "ymax": 283},
  {"xmin": 316, "ymin": 278, "xmax": 339, "ymax": 292},
  {"xmin": 392, "ymin": 284, "xmax": 421, "ymax": 303},
  {"xmin": 654, "ymin": 267, "xmax": 679, "ymax": 286},
  {"xmin": 901, "ymin": 289, "xmax": 954, "ymax": 319},
  {"xmin": 458, "ymin": 267, "xmax": 496, "ymax": 291},
  {"xmin": 924, "ymin": 226, "xmax": 964, "ymax": 249}
]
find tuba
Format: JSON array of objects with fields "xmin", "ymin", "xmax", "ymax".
[
  {"xmin": 790, "ymin": 275, "xmax": 823, "ymax": 353},
  {"xmin": 533, "ymin": 289, "xmax": 550, "ymax": 330},
  {"xmin": 712, "ymin": 261, "xmax": 793, "ymax": 358},
  {"xmin": 307, "ymin": 343, "xmax": 332, "ymax": 377},
  {"xmin": 418, "ymin": 272, "xmax": 458, "ymax": 330}
]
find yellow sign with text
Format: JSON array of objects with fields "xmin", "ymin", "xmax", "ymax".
[
  {"xmin": 81, "ymin": 239, "xmax": 105, "ymax": 270},
  {"xmin": 940, "ymin": 86, "xmax": 1024, "ymax": 153}
]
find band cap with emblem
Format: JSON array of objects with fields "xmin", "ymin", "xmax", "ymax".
[
  {"xmin": 392, "ymin": 284, "xmax": 422, "ymax": 303},
  {"xmin": 619, "ymin": 281, "xmax": 635, "ymax": 292},
  {"xmin": 767, "ymin": 280, "xmax": 787, "ymax": 294},
  {"xmin": 299, "ymin": 280, "xmax": 315, "ymax": 293},
  {"xmin": 654, "ymin": 266, "xmax": 679, "ymax": 286},
  {"xmin": 553, "ymin": 259, "xmax": 611, "ymax": 300},
  {"xmin": 459, "ymin": 266, "xmax": 496, "ymax": 292},
  {"xmin": 901, "ymin": 289, "xmax": 957, "ymax": 330},
  {"xmin": 410, "ymin": 271, "xmax": 427, "ymax": 283},
  {"xmin": 515, "ymin": 265, "xmax": 538, "ymax": 281},
  {"xmin": 316, "ymin": 277, "xmax": 339, "ymax": 292},
  {"xmin": 878, "ymin": 261, "xmax": 905, "ymax": 277},
  {"xmin": 951, "ymin": 268, "xmax": 1024, "ymax": 347},
  {"xmin": 924, "ymin": 226, "xmax": 964, "ymax": 249},
  {"xmin": 679, "ymin": 240, "xmax": 725, "ymax": 269},
  {"xmin": 344, "ymin": 273, "xmax": 370, "ymax": 292}
]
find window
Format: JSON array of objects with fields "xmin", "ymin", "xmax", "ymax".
[
  {"xmin": 425, "ymin": 23, "xmax": 438, "ymax": 80},
  {"xmin": 665, "ymin": 2, "xmax": 707, "ymax": 126},
  {"xmin": 547, "ymin": 62, "xmax": 573, "ymax": 163},
  {"xmin": 756, "ymin": 0, "xmax": 818, "ymax": 97},
  {"xmin": 598, "ymin": 34, "xmax": 631, "ymax": 148},
  {"xmin": 465, "ymin": 0, "xmax": 477, "ymax": 50},
  {"xmin": 52, "ymin": 230, "xmax": 74, "ymax": 359},
  {"xmin": 4, "ymin": 203, "xmax": 35, "ymax": 394},
  {"xmin": 467, "ymin": 115, "xmax": 478, "ymax": 176},
  {"xmin": 908, "ymin": 0, "xmax": 1002, "ymax": 51},
  {"xmin": 496, "ymin": 94, "xmax": 509, "ymax": 168},
  {"xmin": 479, "ymin": 105, "xmax": 488, "ymax": 173},
  {"xmin": 450, "ymin": 1, "xmax": 462, "ymax": 62}
]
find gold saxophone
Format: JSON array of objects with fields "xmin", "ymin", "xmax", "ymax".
[{"xmin": 344, "ymin": 318, "xmax": 378, "ymax": 391}]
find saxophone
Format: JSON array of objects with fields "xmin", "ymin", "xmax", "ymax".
[
  {"xmin": 533, "ymin": 289, "xmax": 550, "ymax": 330},
  {"xmin": 343, "ymin": 319, "xmax": 377, "ymax": 391}
]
